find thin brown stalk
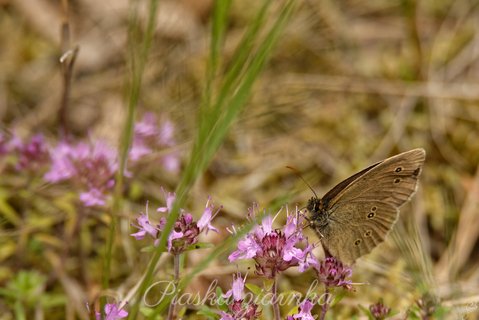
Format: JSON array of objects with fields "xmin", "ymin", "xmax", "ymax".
[
  {"xmin": 272, "ymin": 276, "xmax": 281, "ymax": 320},
  {"xmin": 319, "ymin": 286, "xmax": 330, "ymax": 320},
  {"xmin": 59, "ymin": 0, "xmax": 79, "ymax": 138}
]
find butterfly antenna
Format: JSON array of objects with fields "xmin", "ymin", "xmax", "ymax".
[{"xmin": 286, "ymin": 166, "xmax": 319, "ymax": 199}]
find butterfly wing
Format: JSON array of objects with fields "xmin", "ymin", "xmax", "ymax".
[
  {"xmin": 320, "ymin": 201, "xmax": 399, "ymax": 265},
  {"xmin": 318, "ymin": 148, "xmax": 426, "ymax": 265}
]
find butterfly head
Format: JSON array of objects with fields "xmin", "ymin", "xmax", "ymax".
[
  {"xmin": 306, "ymin": 197, "xmax": 329, "ymax": 233},
  {"xmin": 306, "ymin": 196, "xmax": 321, "ymax": 213}
]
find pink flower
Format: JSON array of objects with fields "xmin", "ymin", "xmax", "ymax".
[
  {"xmin": 223, "ymin": 273, "xmax": 246, "ymax": 301},
  {"xmin": 286, "ymin": 299, "xmax": 315, "ymax": 320},
  {"xmin": 131, "ymin": 204, "xmax": 160, "ymax": 240},
  {"xmin": 44, "ymin": 140, "xmax": 117, "ymax": 207},
  {"xmin": 197, "ymin": 197, "xmax": 219, "ymax": 234},
  {"xmin": 157, "ymin": 191, "xmax": 176, "ymax": 214},
  {"xmin": 369, "ymin": 300, "xmax": 391, "ymax": 320},
  {"xmin": 228, "ymin": 207, "xmax": 318, "ymax": 278},
  {"xmin": 130, "ymin": 113, "xmax": 180, "ymax": 172},
  {"xmin": 314, "ymin": 257, "xmax": 352, "ymax": 290},
  {"xmin": 11, "ymin": 134, "xmax": 49, "ymax": 171},
  {"xmin": 95, "ymin": 303, "xmax": 128, "ymax": 320},
  {"xmin": 297, "ymin": 244, "xmax": 320, "ymax": 272},
  {"xmin": 131, "ymin": 190, "xmax": 220, "ymax": 254},
  {"xmin": 220, "ymin": 274, "xmax": 261, "ymax": 320}
]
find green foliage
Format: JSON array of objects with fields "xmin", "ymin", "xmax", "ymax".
[
  {"xmin": 197, "ymin": 306, "xmax": 221, "ymax": 319},
  {"xmin": 0, "ymin": 271, "xmax": 65, "ymax": 319}
]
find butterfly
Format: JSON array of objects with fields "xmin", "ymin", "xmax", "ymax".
[{"xmin": 306, "ymin": 148, "xmax": 426, "ymax": 265}]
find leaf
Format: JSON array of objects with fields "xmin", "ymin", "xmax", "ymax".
[
  {"xmin": 140, "ymin": 245, "xmax": 166, "ymax": 253},
  {"xmin": 330, "ymin": 289, "xmax": 347, "ymax": 308},
  {"xmin": 245, "ymin": 283, "xmax": 263, "ymax": 296},
  {"xmin": 185, "ymin": 242, "xmax": 214, "ymax": 251},
  {"xmin": 262, "ymin": 278, "xmax": 274, "ymax": 291},
  {"xmin": 197, "ymin": 306, "xmax": 221, "ymax": 319}
]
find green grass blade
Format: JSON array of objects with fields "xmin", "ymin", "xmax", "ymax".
[
  {"xmin": 103, "ymin": 0, "xmax": 161, "ymax": 313},
  {"xmin": 128, "ymin": 1, "xmax": 294, "ymax": 318}
]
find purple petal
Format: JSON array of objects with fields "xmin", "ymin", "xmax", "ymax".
[
  {"xmin": 130, "ymin": 214, "xmax": 158, "ymax": 240},
  {"xmin": 228, "ymin": 235, "xmax": 260, "ymax": 262},
  {"xmin": 283, "ymin": 246, "xmax": 303, "ymax": 262},
  {"xmin": 161, "ymin": 154, "xmax": 180, "ymax": 173},
  {"xmin": 158, "ymin": 217, "xmax": 166, "ymax": 231},
  {"xmin": 96, "ymin": 303, "xmax": 128, "ymax": 320},
  {"xmin": 130, "ymin": 229, "xmax": 147, "ymax": 240},
  {"xmin": 159, "ymin": 120, "xmax": 175, "ymax": 145},
  {"xmin": 262, "ymin": 215, "xmax": 273, "ymax": 234},
  {"xmin": 129, "ymin": 143, "xmax": 152, "ymax": 162},
  {"xmin": 219, "ymin": 312, "xmax": 234, "ymax": 320},
  {"xmin": 297, "ymin": 245, "xmax": 319, "ymax": 272},
  {"xmin": 80, "ymin": 189, "xmax": 106, "ymax": 207},
  {"xmin": 293, "ymin": 300, "xmax": 314, "ymax": 320},
  {"xmin": 284, "ymin": 214, "xmax": 298, "ymax": 238},
  {"xmin": 166, "ymin": 192, "xmax": 175, "ymax": 211},
  {"xmin": 168, "ymin": 230, "xmax": 183, "ymax": 252},
  {"xmin": 183, "ymin": 213, "xmax": 193, "ymax": 224},
  {"xmin": 255, "ymin": 215, "xmax": 272, "ymax": 238},
  {"xmin": 157, "ymin": 191, "xmax": 176, "ymax": 213},
  {"xmin": 231, "ymin": 276, "xmax": 245, "ymax": 301},
  {"xmin": 197, "ymin": 199, "xmax": 219, "ymax": 234},
  {"xmin": 224, "ymin": 274, "xmax": 245, "ymax": 301},
  {"xmin": 44, "ymin": 142, "xmax": 77, "ymax": 182},
  {"xmin": 135, "ymin": 113, "xmax": 159, "ymax": 137}
]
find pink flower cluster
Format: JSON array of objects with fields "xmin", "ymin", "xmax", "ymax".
[
  {"xmin": 130, "ymin": 191, "xmax": 220, "ymax": 254},
  {"xmin": 130, "ymin": 113, "xmax": 180, "ymax": 172},
  {"xmin": 44, "ymin": 141, "xmax": 117, "ymax": 207},
  {"xmin": 228, "ymin": 208, "xmax": 319, "ymax": 278},
  {"xmin": 0, "ymin": 113, "xmax": 179, "ymax": 208},
  {"xmin": 314, "ymin": 257, "xmax": 352, "ymax": 290},
  {"xmin": 0, "ymin": 133, "xmax": 50, "ymax": 171}
]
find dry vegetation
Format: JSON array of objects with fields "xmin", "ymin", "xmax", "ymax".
[{"xmin": 1, "ymin": 0, "xmax": 479, "ymax": 319}]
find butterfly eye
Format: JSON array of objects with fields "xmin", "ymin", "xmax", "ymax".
[
  {"xmin": 364, "ymin": 230, "xmax": 372, "ymax": 237},
  {"xmin": 367, "ymin": 212, "xmax": 375, "ymax": 219},
  {"xmin": 395, "ymin": 167, "xmax": 402, "ymax": 173},
  {"xmin": 371, "ymin": 206, "xmax": 377, "ymax": 211},
  {"xmin": 354, "ymin": 239, "xmax": 362, "ymax": 246},
  {"xmin": 394, "ymin": 178, "xmax": 401, "ymax": 184}
]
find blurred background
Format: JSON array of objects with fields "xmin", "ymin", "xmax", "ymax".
[{"xmin": 1, "ymin": 0, "xmax": 479, "ymax": 319}]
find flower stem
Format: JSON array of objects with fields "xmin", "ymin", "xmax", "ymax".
[
  {"xmin": 272, "ymin": 276, "xmax": 281, "ymax": 320},
  {"xmin": 319, "ymin": 286, "xmax": 330, "ymax": 320},
  {"xmin": 167, "ymin": 254, "xmax": 181, "ymax": 320}
]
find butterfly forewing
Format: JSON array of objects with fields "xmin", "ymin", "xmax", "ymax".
[{"xmin": 326, "ymin": 148, "xmax": 425, "ymax": 208}]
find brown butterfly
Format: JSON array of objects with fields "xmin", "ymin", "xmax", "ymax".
[{"xmin": 307, "ymin": 148, "xmax": 426, "ymax": 265}]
